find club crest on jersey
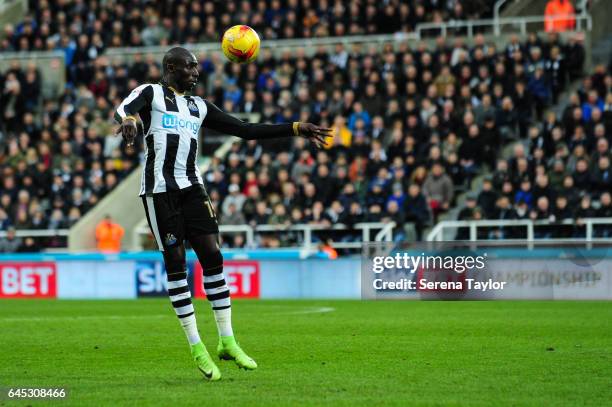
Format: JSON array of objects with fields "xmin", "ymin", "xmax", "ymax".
[
  {"xmin": 187, "ymin": 100, "xmax": 198, "ymax": 113},
  {"xmin": 165, "ymin": 233, "xmax": 178, "ymax": 246},
  {"xmin": 162, "ymin": 113, "xmax": 199, "ymax": 135}
]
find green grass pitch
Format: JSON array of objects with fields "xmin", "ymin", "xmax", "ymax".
[{"xmin": 0, "ymin": 299, "xmax": 610, "ymax": 406}]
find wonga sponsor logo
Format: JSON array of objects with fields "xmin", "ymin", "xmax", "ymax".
[
  {"xmin": 135, "ymin": 261, "xmax": 195, "ymax": 297},
  {"xmin": 193, "ymin": 261, "xmax": 260, "ymax": 298},
  {"xmin": 0, "ymin": 262, "xmax": 57, "ymax": 298},
  {"xmin": 161, "ymin": 113, "xmax": 199, "ymax": 135}
]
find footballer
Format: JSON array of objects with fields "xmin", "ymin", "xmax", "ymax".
[{"xmin": 115, "ymin": 47, "xmax": 331, "ymax": 381}]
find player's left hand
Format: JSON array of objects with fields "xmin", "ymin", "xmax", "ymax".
[{"xmin": 296, "ymin": 123, "xmax": 333, "ymax": 148}]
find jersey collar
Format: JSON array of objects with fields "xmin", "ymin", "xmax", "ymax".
[
  {"xmin": 159, "ymin": 82, "xmax": 185, "ymax": 96},
  {"xmin": 168, "ymin": 86, "xmax": 184, "ymax": 96}
]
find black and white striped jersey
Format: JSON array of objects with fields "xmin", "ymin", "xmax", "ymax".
[{"xmin": 115, "ymin": 83, "xmax": 294, "ymax": 196}]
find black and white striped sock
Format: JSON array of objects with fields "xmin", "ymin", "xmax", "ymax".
[
  {"xmin": 203, "ymin": 264, "xmax": 233, "ymax": 337},
  {"xmin": 167, "ymin": 272, "xmax": 201, "ymax": 345}
]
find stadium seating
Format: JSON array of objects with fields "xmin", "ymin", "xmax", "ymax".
[
  {"xmin": 0, "ymin": 0, "xmax": 493, "ymax": 53},
  {"xmin": 0, "ymin": 60, "xmax": 139, "ymax": 250},
  {"xmin": 200, "ymin": 33, "xmax": 610, "ymax": 247}
]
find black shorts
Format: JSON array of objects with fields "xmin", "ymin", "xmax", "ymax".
[{"xmin": 142, "ymin": 185, "xmax": 218, "ymax": 251}]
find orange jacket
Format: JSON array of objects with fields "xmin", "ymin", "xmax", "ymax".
[
  {"xmin": 544, "ymin": 0, "xmax": 576, "ymax": 32},
  {"xmin": 95, "ymin": 221, "xmax": 125, "ymax": 253},
  {"xmin": 321, "ymin": 245, "xmax": 338, "ymax": 259}
]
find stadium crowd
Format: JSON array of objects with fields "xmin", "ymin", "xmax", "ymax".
[
  {"xmin": 0, "ymin": 58, "xmax": 139, "ymax": 251},
  {"xmin": 191, "ymin": 31, "xmax": 607, "ymax": 247},
  {"xmin": 2, "ymin": 0, "xmax": 492, "ymax": 55},
  {"xmin": 2, "ymin": 16, "xmax": 611, "ymax": 250}
]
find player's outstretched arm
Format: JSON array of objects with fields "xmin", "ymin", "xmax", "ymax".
[{"xmin": 203, "ymin": 100, "xmax": 332, "ymax": 148}]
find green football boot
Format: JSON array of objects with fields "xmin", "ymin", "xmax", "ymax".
[
  {"xmin": 191, "ymin": 341, "xmax": 221, "ymax": 381},
  {"xmin": 217, "ymin": 336, "xmax": 258, "ymax": 370}
]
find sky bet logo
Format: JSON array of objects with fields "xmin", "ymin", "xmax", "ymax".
[{"xmin": 162, "ymin": 113, "xmax": 199, "ymax": 134}]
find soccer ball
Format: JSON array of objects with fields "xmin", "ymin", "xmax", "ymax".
[{"xmin": 221, "ymin": 25, "xmax": 260, "ymax": 64}]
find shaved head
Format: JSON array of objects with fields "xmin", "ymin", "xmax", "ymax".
[{"xmin": 162, "ymin": 47, "xmax": 196, "ymax": 74}]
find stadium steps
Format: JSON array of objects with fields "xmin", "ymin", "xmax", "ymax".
[
  {"xmin": 590, "ymin": 35, "xmax": 612, "ymax": 66},
  {"xmin": 502, "ymin": 0, "xmax": 547, "ymax": 16},
  {"xmin": 589, "ymin": 0, "xmax": 612, "ymax": 55},
  {"xmin": 500, "ymin": 0, "xmax": 548, "ymax": 25},
  {"xmin": 421, "ymin": 171, "xmax": 487, "ymax": 240},
  {"xmin": 0, "ymin": 0, "xmax": 27, "ymax": 35},
  {"xmin": 68, "ymin": 164, "xmax": 143, "ymax": 252}
]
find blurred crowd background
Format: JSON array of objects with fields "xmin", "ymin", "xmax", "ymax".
[
  {"xmin": 1, "ymin": 0, "xmax": 492, "ymax": 53},
  {"xmin": 0, "ymin": 0, "xmax": 610, "ymax": 251}
]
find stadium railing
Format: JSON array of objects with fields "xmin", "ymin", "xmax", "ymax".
[
  {"xmin": 0, "ymin": 228, "xmax": 70, "ymax": 251},
  {"xmin": 417, "ymin": 13, "xmax": 592, "ymax": 38},
  {"xmin": 426, "ymin": 218, "xmax": 612, "ymax": 244},
  {"xmin": 133, "ymin": 222, "xmax": 396, "ymax": 251},
  {"xmin": 2, "ymin": 222, "xmax": 394, "ymax": 252},
  {"xmin": 493, "ymin": 0, "xmax": 511, "ymax": 28},
  {"xmin": 104, "ymin": 13, "xmax": 592, "ymax": 60},
  {"xmin": 0, "ymin": 229, "xmax": 69, "ymax": 239}
]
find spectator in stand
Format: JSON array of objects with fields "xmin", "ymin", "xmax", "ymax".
[
  {"xmin": 544, "ymin": 0, "xmax": 576, "ymax": 33},
  {"xmin": 591, "ymin": 156, "xmax": 612, "ymax": 194},
  {"xmin": 552, "ymin": 195, "xmax": 573, "ymax": 237},
  {"xmin": 458, "ymin": 124, "xmax": 484, "ymax": 185},
  {"xmin": 0, "ymin": 208, "xmax": 10, "ymax": 230},
  {"xmin": 490, "ymin": 195, "xmax": 518, "ymax": 239},
  {"xmin": 515, "ymin": 179, "xmax": 534, "ymax": 209},
  {"xmin": 582, "ymin": 90, "xmax": 604, "ymax": 122},
  {"xmin": 16, "ymin": 236, "xmax": 41, "ymax": 252},
  {"xmin": 596, "ymin": 192, "xmax": 612, "ymax": 237},
  {"xmin": 402, "ymin": 184, "xmax": 430, "ymax": 241},
  {"xmin": 382, "ymin": 200, "xmax": 406, "ymax": 241},
  {"xmin": 422, "ymin": 163, "xmax": 454, "ymax": 220},
  {"xmin": 477, "ymin": 178, "xmax": 498, "ymax": 219},
  {"xmin": 221, "ymin": 202, "xmax": 247, "ymax": 244},
  {"xmin": 566, "ymin": 35, "xmax": 586, "ymax": 81},
  {"xmin": 456, "ymin": 193, "xmax": 479, "ymax": 240},
  {"xmin": 95, "ymin": 215, "xmax": 124, "ymax": 253},
  {"xmin": 221, "ymin": 184, "xmax": 246, "ymax": 217},
  {"xmin": 0, "ymin": 227, "xmax": 22, "ymax": 252},
  {"xmin": 573, "ymin": 195, "xmax": 596, "ymax": 237},
  {"xmin": 530, "ymin": 196, "xmax": 555, "ymax": 238}
]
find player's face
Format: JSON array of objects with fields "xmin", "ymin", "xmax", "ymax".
[{"xmin": 175, "ymin": 54, "xmax": 199, "ymax": 92}]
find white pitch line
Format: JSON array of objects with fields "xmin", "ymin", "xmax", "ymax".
[
  {"xmin": 282, "ymin": 306, "xmax": 336, "ymax": 315},
  {"xmin": 0, "ymin": 306, "xmax": 336, "ymax": 322},
  {"xmin": 0, "ymin": 314, "xmax": 168, "ymax": 322}
]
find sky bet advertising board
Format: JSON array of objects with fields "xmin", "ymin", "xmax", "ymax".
[
  {"xmin": 0, "ymin": 262, "xmax": 57, "ymax": 298},
  {"xmin": 135, "ymin": 260, "xmax": 260, "ymax": 298},
  {"xmin": 135, "ymin": 261, "xmax": 196, "ymax": 297}
]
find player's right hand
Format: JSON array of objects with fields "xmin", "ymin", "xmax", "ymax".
[{"xmin": 116, "ymin": 117, "xmax": 137, "ymax": 149}]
